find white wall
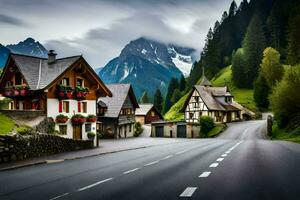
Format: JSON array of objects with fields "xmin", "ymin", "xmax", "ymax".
[{"xmin": 47, "ymin": 98, "xmax": 97, "ymax": 141}]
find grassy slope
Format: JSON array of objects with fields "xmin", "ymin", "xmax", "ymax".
[
  {"xmin": 272, "ymin": 124, "xmax": 300, "ymax": 144},
  {"xmin": 164, "ymin": 66, "xmax": 257, "ymax": 121},
  {"xmin": 0, "ymin": 113, "xmax": 14, "ymax": 135},
  {"xmin": 208, "ymin": 124, "xmax": 227, "ymax": 138}
]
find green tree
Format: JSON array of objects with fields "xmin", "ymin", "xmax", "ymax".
[
  {"xmin": 254, "ymin": 74, "xmax": 270, "ymax": 109},
  {"xmin": 287, "ymin": 12, "xmax": 300, "ymax": 65},
  {"xmin": 232, "ymin": 48, "xmax": 246, "ymax": 88},
  {"xmin": 271, "ymin": 66, "xmax": 300, "ymax": 128},
  {"xmin": 243, "ymin": 14, "xmax": 266, "ymax": 87},
  {"xmin": 200, "ymin": 116, "xmax": 215, "ymax": 138},
  {"xmin": 179, "ymin": 75, "xmax": 186, "ymax": 92},
  {"xmin": 163, "ymin": 78, "xmax": 179, "ymax": 113},
  {"xmin": 153, "ymin": 89, "xmax": 163, "ymax": 113},
  {"xmin": 171, "ymin": 89, "xmax": 181, "ymax": 105},
  {"xmin": 260, "ymin": 47, "xmax": 284, "ymax": 87},
  {"xmin": 140, "ymin": 91, "xmax": 149, "ymax": 103}
]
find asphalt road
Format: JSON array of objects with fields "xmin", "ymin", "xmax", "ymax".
[{"xmin": 1, "ymin": 120, "xmax": 300, "ymax": 200}]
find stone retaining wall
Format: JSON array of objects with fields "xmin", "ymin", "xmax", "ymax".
[{"xmin": 0, "ymin": 134, "xmax": 93, "ymax": 163}]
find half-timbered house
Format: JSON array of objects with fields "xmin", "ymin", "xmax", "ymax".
[
  {"xmin": 0, "ymin": 51, "xmax": 111, "ymax": 142},
  {"xmin": 182, "ymin": 77, "xmax": 241, "ymax": 123},
  {"xmin": 97, "ymin": 84, "xmax": 139, "ymax": 138}
]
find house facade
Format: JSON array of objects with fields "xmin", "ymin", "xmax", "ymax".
[
  {"xmin": 135, "ymin": 104, "xmax": 163, "ymax": 125},
  {"xmin": 182, "ymin": 77, "xmax": 241, "ymax": 123},
  {"xmin": 97, "ymin": 84, "xmax": 139, "ymax": 138},
  {"xmin": 0, "ymin": 51, "xmax": 111, "ymax": 142}
]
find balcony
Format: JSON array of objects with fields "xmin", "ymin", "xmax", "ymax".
[
  {"xmin": 57, "ymin": 85, "xmax": 73, "ymax": 100},
  {"xmin": 3, "ymin": 85, "xmax": 31, "ymax": 98},
  {"xmin": 73, "ymin": 86, "xmax": 89, "ymax": 100}
]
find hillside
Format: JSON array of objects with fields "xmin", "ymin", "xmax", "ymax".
[{"xmin": 164, "ymin": 66, "xmax": 256, "ymax": 121}]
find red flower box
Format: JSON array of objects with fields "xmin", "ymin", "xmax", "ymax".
[
  {"xmin": 14, "ymin": 90, "xmax": 20, "ymax": 96},
  {"xmin": 86, "ymin": 117, "xmax": 97, "ymax": 122},
  {"xmin": 56, "ymin": 115, "xmax": 69, "ymax": 123},
  {"xmin": 20, "ymin": 89, "xmax": 28, "ymax": 96},
  {"xmin": 66, "ymin": 91, "xmax": 73, "ymax": 99},
  {"xmin": 71, "ymin": 114, "xmax": 86, "ymax": 124},
  {"xmin": 4, "ymin": 90, "xmax": 12, "ymax": 96}
]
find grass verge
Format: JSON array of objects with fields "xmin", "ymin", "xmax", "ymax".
[
  {"xmin": 208, "ymin": 124, "xmax": 227, "ymax": 138},
  {"xmin": 272, "ymin": 124, "xmax": 300, "ymax": 144},
  {"xmin": 0, "ymin": 113, "xmax": 15, "ymax": 135}
]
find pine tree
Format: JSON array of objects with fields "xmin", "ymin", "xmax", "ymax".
[
  {"xmin": 254, "ymin": 74, "xmax": 270, "ymax": 109},
  {"xmin": 229, "ymin": 0, "xmax": 238, "ymax": 17},
  {"xmin": 140, "ymin": 91, "xmax": 149, "ymax": 104},
  {"xmin": 163, "ymin": 78, "xmax": 179, "ymax": 113},
  {"xmin": 232, "ymin": 48, "xmax": 247, "ymax": 88},
  {"xmin": 179, "ymin": 75, "xmax": 186, "ymax": 92},
  {"xmin": 154, "ymin": 89, "xmax": 163, "ymax": 113},
  {"xmin": 171, "ymin": 89, "xmax": 181, "ymax": 105},
  {"xmin": 287, "ymin": 11, "xmax": 300, "ymax": 65},
  {"xmin": 260, "ymin": 47, "xmax": 284, "ymax": 87},
  {"xmin": 243, "ymin": 14, "xmax": 266, "ymax": 88}
]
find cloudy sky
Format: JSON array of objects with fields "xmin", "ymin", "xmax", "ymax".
[{"xmin": 0, "ymin": 0, "xmax": 240, "ymax": 68}]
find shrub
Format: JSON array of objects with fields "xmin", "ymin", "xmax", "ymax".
[
  {"xmin": 200, "ymin": 116, "xmax": 215, "ymax": 138},
  {"xmin": 47, "ymin": 117, "xmax": 55, "ymax": 134},
  {"xmin": 17, "ymin": 125, "xmax": 34, "ymax": 136},
  {"xmin": 134, "ymin": 122, "xmax": 144, "ymax": 137},
  {"xmin": 87, "ymin": 131, "xmax": 96, "ymax": 139}
]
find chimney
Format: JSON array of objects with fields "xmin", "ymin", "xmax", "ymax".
[{"xmin": 48, "ymin": 50, "xmax": 57, "ymax": 64}]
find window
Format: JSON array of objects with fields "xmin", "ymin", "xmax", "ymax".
[
  {"xmin": 76, "ymin": 78, "xmax": 84, "ymax": 87},
  {"xmin": 61, "ymin": 78, "xmax": 69, "ymax": 86},
  {"xmin": 151, "ymin": 111, "xmax": 155, "ymax": 117},
  {"xmin": 59, "ymin": 125, "xmax": 67, "ymax": 135},
  {"xmin": 81, "ymin": 102, "xmax": 87, "ymax": 113},
  {"xmin": 6, "ymin": 81, "xmax": 12, "ymax": 87},
  {"xmin": 85, "ymin": 124, "xmax": 91, "ymax": 132},
  {"xmin": 98, "ymin": 107, "xmax": 106, "ymax": 116},
  {"xmin": 189, "ymin": 112, "xmax": 194, "ymax": 119},
  {"xmin": 63, "ymin": 101, "xmax": 69, "ymax": 113},
  {"xmin": 194, "ymin": 96, "xmax": 199, "ymax": 102},
  {"xmin": 121, "ymin": 108, "xmax": 132, "ymax": 116}
]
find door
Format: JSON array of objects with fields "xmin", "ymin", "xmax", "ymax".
[
  {"xmin": 155, "ymin": 126, "xmax": 164, "ymax": 137},
  {"xmin": 73, "ymin": 125, "xmax": 82, "ymax": 140},
  {"xmin": 177, "ymin": 125, "xmax": 187, "ymax": 138},
  {"xmin": 227, "ymin": 112, "xmax": 232, "ymax": 123}
]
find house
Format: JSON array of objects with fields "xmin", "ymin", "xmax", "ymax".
[
  {"xmin": 97, "ymin": 84, "xmax": 139, "ymax": 138},
  {"xmin": 0, "ymin": 50, "xmax": 112, "ymax": 143},
  {"xmin": 135, "ymin": 104, "xmax": 163, "ymax": 125},
  {"xmin": 182, "ymin": 76, "xmax": 241, "ymax": 123}
]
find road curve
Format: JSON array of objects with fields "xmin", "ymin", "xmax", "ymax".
[{"xmin": 0, "ymin": 120, "xmax": 300, "ymax": 200}]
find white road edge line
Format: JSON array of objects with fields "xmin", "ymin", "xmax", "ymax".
[
  {"xmin": 49, "ymin": 193, "xmax": 70, "ymax": 200},
  {"xmin": 144, "ymin": 161, "xmax": 159, "ymax": 166},
  {"xmin": 209, "ymin": 163, "xmax": 219, "ymax": 168},
  {"xmin": 123, "ymin": 168, "xmax": 140, "ymax": 174},
  {"xmin": 216, "ymin": 158, "xmax": 224, "ymax": 162},
  {"xmin": 221, "ymin": 154, "xmax": 227, "ymax": 157},
  {"xmin": 179, "ymin": 187, "xmax": 197, "ymax": 197},
  {"xmin": 199, "ymin": 171, "xmax": 211, "ymax": 178},
  {"xmin": 77, "ymin": 178, "xmax": 113, "ymax": 192}
]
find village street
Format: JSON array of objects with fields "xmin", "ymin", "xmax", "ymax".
[{"xmin": 1, "ymin": 120, "xmax": 300, "ymax": 200}]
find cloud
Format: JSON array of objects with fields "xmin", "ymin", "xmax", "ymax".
[{"xmin": 0, "ymin": 14, "xmax": 28, "ymax": 26}]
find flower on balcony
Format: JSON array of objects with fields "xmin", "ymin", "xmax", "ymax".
[
  {"xmin": 55, "ymin": 114, "xmax": 69, "ymax": 123},
  {"xmin": 74, "ymin": 86, "xmax": 89, "ymax": 100},
  {"xmin": 86, "ymin": 114, "xmax": 97, "ymax": 122},
  {"xmin": 71, "ymin": 114, "xmax": 86, "ymax": 125},
  {"xmin": 57, "ymin": 85, "xmax": 73, "ymax": 99},
  {"xmin": 4, "ymin": 84, "xmax": 30, "ymax": 97}
]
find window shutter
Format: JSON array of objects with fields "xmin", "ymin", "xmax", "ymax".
[
  {"xmin": 78, "ymin": 102, "xmax": 81, "ymax": 112},
  {"xmin": 59, "ymin": 101, "xmax": 62, "ymax": 113}
]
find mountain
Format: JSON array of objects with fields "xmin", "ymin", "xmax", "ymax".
[
  {"xmin": 0, "ymin": 45, "xmax": 10, "ymax": 68},
  {"xmin": 0, "ymin": 37, "xmax": 48, "ymax": 68},
  {"xmin": 99, "ymin": 37, "xmax": 196, "ymax": 99}
]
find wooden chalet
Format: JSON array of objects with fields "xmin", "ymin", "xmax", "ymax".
[
  {"xmin": 97, "ymin": 84, "xmax": 139, "ymax": 138},
  {"xmin": 135, "ymin": 104, "xmax": 163, "ymax": 125},
  {"xmin": 0, "ymin": 50, "xmax": 111, "ymax": 142}
]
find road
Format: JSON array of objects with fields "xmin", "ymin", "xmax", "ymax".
[{"xmin": 1, "ymin": 120, "xmax": 300, "ymax": 200}]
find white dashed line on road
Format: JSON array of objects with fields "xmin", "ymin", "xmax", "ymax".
[
  {"xmin": 144, "ymin": 161, "xmax": 159, "ymax": 166},
  {"xmin": 216, "ymin": 158, "xmax": 224, "ymax": 162},
  {"xmin": 199, "ymin": 171, "xmax": 211, "ymax": 178},
  {"xmin": 225, "ymin": 151, "xmax": 231, "ymax": 154},
  {"xmin": 123, "ymin": 168, "xmax": 140, "ymax": 174},
  {"xmin": 180, "ymin": 187, "xmax": 197, "ymax": 197},
  {"xmin": 77, "ymin": 178, "xmax": 113, "ymax": 191},
  {"xmin": 49, "ymin": 193, "xmax": 70, "ymax": 200},
  {"xmin": 209, "ymin": 163, "xmax": 219, "ymax": 168},
  {"xmin": 221, "ymin": 154, "xmax": 227, "ymax": 157},
  {"xmin": 175, "ymin": 150, "xmax": 187, "ymax": 155},
  {"xmin": 159, "ymin": 155, "xmax": 173, "ymax": 161}
]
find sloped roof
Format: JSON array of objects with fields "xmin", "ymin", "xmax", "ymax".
[
  {"xmin": 98, "ymin": 84, "xmax": 139, "ymax": 118},
  {"xmin": 135, "ymin": 104, "xmax": 154, "ymax": 115},
  {"xmin": 182, "ymin": 85, "xmax": 240, "ymax": 112},
  {"xmin": 200, "ymin": 76, "xmax": 212, "ymax": 87},
  {"xmin": 10, "ymin": 54, "xmax": 81, "ymax": 90}
]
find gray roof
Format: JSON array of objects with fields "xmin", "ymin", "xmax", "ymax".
[
  {"xmin": 98, "ymin": 84, "xmax": 139, "ymax": 118},
  {"xmin": 135, "ymin": 104, "xmax": 154, "ymax": 115},
  {"xmin": 193, "ymin": 85, "xmax": 239, "ymax": 111},
  {"xmin": 11, "ymin": 54, "xmax": 81, "ymax": 90},
  {"xmin": 200, "ymin": 76, "xmax": 212, "ymax": 87}
]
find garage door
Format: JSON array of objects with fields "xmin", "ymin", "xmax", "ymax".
[
  {"xmin": 155, "ymin": 126, "xmax": 164, "ymax": 137},
  {"xmin": 177, "ymin": 125, "xmax": 187, "ymax": 138}
]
